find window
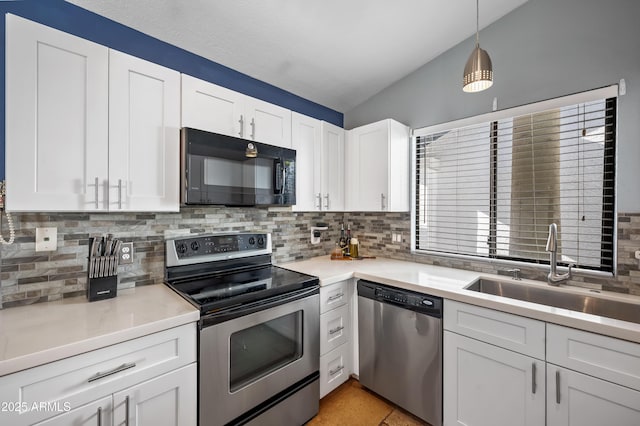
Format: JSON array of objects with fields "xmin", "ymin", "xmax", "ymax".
[{"xmin": 414, "ymin": 87, "xmax": 617, "ymax": 273}]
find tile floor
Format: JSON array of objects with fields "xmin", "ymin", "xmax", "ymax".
[{"xmin": 307, "ymin": 379, "xmax": 430, "ymax": 426}]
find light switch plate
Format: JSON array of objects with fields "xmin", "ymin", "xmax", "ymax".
[{"xmin": 35, "ymin": 227, "xmax": 57, "ymax": 251}]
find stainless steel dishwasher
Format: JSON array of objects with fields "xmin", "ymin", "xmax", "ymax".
[{"xmin": 358, "ymin": 279, "xmax": 443, "ymax": 426}]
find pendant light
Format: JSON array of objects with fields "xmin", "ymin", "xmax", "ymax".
[{"xmin": 463, "ymin": 0, "xmax": 493, "ymax": 92}]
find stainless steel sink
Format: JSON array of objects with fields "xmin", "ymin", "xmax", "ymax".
[{"xmin": 465, "ymin": 278, "xmax": 640, "ymax": 325}]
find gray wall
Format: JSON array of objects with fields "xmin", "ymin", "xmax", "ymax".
[{"xmin": 345, "ymin": 0, "xmax": 640, "ymax": 212}]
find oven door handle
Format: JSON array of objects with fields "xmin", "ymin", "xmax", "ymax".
[{"xmin": 200, "ymin": 285, "xmax": 319, "ymax": 328}]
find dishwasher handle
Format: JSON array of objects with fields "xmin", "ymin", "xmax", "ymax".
[{"xmin": 357, "ymin": 279, "xmax": 442, "ymax": 318}]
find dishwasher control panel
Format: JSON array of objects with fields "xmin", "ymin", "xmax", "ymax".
[{"xmin": 359, "ymin": 280, "xmax": 442, "ymax": 317}]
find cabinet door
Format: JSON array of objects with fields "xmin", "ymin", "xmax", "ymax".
[
  {"xmin": 547, "ymin": 366, "xmax": 640, "ymax": 426},
  {"xmin": 181, "ymin": 74, "xmax": 245, "ymax": 138},
  {"xmin": 245, "ymin": 97, "xmax": 292, "ymax": 148},
  {"xmin": 33, "ymin": 396, "xmax": 111, "ymax": 426},
  {"xmin": 113, "ymin": 364, "xmax": 197, "ymax": 426},
  {"xmin": 443, "ymin": 331, "xmax": 544, "ymax": 426},
  {"xmin": 345, "ymin": 123, "xmax": 388, "ymax": 211},
  {"xmin": 109, "ymin": 50, "xmax": 180, "ymax": 212},
  {"xmin": 291, "ymin": 113, "xmax": 322, "ymax": 211},
  {"xmin": 320, "ymin": 122, "xmax": 345, "ymax": 211},
  {"xmin": 5, "ymin": 14, "xmax": 109, "ymax": 211}
]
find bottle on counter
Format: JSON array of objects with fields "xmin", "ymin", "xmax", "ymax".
[
  {"xmin": 345, "ymin": 224, "xmax": 352, "ymax": 256},
  {"xmin": 338, "ymin": 223, "xmax": 347, "ymax": 252}
]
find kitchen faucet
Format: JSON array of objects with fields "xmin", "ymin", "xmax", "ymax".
[{"xmin": 545, "ymin": 223, "xmax": 572, "ymax": 285}]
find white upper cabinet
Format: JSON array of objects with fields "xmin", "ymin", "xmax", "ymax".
[
  {"xmin": 181, "ymin": 74, "xmax": 245, "ymax": 138},
  {"xmin": 345, "ymin": 119, "xmax": 410, "ymax": 212},
  {"xmin": 320, "ymin": 121, "xmax": 345, "ymax": 211},
  {"xmin": 291, "ymin": 113, "xmax": 344, "ymax": 211},
  {"xmin": 181, "ymin": 74, "xmax": 292, "ymax": 148},
  {"xmin": 109, "ymin": 50, "xmax": 180, "ymax": 211},
  {"xmin": 291, "ymin": 112, "xmax": 323, "ymax": 211},
  {"xmin": 5, "ymin": 15, "xmax": 180, "ymax": 212},
  {"xmin": 5, "ymin": 14, "xmax": 109, "ymax": 211},
  {"xmin": 245, "ymin": 96, "xmax": 292, "ymax": 148}
]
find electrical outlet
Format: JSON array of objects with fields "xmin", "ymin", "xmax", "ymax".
[
  {"xmin": 120, "ymin": 242, "xmax": 134, "ymax": 264},
  {"xmin": 35, "ymin": 227, "xmax": 57, "ymax": 251}
]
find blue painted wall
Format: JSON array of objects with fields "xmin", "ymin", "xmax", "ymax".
[{"xmin": 0, "ymin": 0, "xmax": 344, "ymax": 180}]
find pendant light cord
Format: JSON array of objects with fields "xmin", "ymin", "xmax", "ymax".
[{"xmin": 476, "ymin": 0, "xmax": 480, "ymax": 46}]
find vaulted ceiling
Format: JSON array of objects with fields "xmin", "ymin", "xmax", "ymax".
[{"xmin": 66, "ymin": 0, "xmax": 528, "ymax": 112}]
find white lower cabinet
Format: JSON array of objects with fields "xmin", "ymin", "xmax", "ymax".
[
  {"xmin": 443, "ymin": 331, "xmax": 545, "ymax": 426},
  {"xmin": 113, "ymin": 364, "xmax": 197, "ymax": 426},
  {"xmin": 444, "ymin": 300, "xmax": 640, "ymax": 426},
  {"xmin": 319, "ymin": 280, "xmax": 353, "ymax": 398},
  {"xmin": 547, "ymin": 365, "xmax": 640, "ymax": 426},
  {"xmin": 0, "ymin": 324, "xmax": 197, "ymax": 426}
]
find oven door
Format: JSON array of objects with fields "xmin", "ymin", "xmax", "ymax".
[{"xmin": 199, "ymin": 287, "xmax": 319, "ymax": 425}]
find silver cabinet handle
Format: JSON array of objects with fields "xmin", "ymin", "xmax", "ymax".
[
  {"xmin": 238, "ymin": 114, "xmax": 244, "ymax": 138},
  {"xmin": 329, "ymin": 325, "xmax": 345, "ymax": 335},
  {"xmin": 327, "ymin": 293, "xmax": 344, "ymax": 302},
  {"xmin": 88, "ymin": 362, "xmax": 136, "ymax": 383},
  {"xmin": 323, "ymin": 194, "xmax": 330, "ymax": 209},
  {"xmin": 329, "ymin": 365, "xmax": 344, "ymax": 376},
  {"xmin": 97, "ymin": 407, "xmax": 102, "ymax": 426},
  {"xmin": 555, "ymin": 370, "xmax": 561, "ymax": 404},
  {"xmin": 118, "ymin": 179, "xmax": 123, "ymax": 209},
  {"xmin": 381, "ymin": 193, "xmax": 386, "ymax": 210},
  {"xmin": 532, "ymin": 362, "xmax": 537, "ymax": 394},
  {"xmin": 250, "ymin": 118, "xmax": 256, "ymax": 140},
  {"xmin": 125, "ymin": 395, "xmax": 130, "ymax": 426},
  {"xmin": 315, "ymin": 193, "xmax": 322, "ymax": 210},
  {"xmin": 94, "ymin": 177, "xmax": 99, "ymax": 209}
]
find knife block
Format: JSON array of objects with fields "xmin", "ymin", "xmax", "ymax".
[{"xmin": 87, "ymin": 275, "xmax": 118, "ymax": 302}]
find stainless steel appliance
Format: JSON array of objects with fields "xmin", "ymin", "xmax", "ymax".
[
  {"xmin": 165, "ymin": 233, "xmax": 319, "ymax": 426},
  {"xmin": 358, "ymin": 280, "xmax": 443, "ymax": 426},
  {"xmin": 181, "ymin": 128, "xmax": 296, "ymax": 206}
]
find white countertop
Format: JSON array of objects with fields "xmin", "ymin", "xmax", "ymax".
[
  {"xmin": 0, "ymin": 284, "xmax": 199, "ymax": 376},
  {"xmin": 280, "ymin": 256, "xmax": 640, "ymax": 344}
]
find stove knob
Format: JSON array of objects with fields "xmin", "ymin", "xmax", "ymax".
[
  {"xmin": 257, "ymin": 236, "xmax": 264, "ymax": 247},
  {"xmin": 249, "ymin": 237, "xmax": 256, "ymax": 245},
  {"xmin": 191, "ymin": 241, "xmax": 200, "ymax": 252},
  {"xmin": 176, "ymin": 243, "xmax": 187, "ymax": 255}
]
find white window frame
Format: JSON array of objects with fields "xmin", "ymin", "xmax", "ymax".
[{"xmin": 410, "ymin": 85, "xmax": 619, "ymax": 276}]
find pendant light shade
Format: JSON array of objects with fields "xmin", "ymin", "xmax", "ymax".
[{"xmin": 463, "ymin": 0, "xmax": 493, "ymax": 93}]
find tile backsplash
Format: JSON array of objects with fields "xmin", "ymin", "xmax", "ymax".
[{"xmin": 1, "ymin": 209, "xmax": 639, "ymax": 309}]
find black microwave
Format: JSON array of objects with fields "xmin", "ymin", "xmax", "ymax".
[{"xmin": 180, "ymin": 128, "xmax": 296, "ymax": 206}]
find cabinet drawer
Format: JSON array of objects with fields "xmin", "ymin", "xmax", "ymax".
[
  {"xmin": 320, "ymin": 304, "xmax": 350, "ymax": 356},
  {"xmin": 320, "ymin": 280, "xmax": 351, "ymax": 314},
  {"xmin": 320, "ymin": 344, "xmax": 351, "ymax": 398},
  {"xmin": 547, "ymin": 324, "xmax": 640, "ymax": 391},
  {"xmin": 0, "ymin": 323, "xmax": 196, "ymax": 425},
  {"xmin": 444, "ymin": 300, "xmax": 545, "ymax": 359}
]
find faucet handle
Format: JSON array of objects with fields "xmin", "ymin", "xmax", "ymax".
[{"xmin": 500, "ymin": 268, "xmax": 521, "ymax": 280}]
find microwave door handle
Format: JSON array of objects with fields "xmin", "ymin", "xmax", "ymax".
[
  {"xmin": 281, "ymin": 167, "xmax": 286, "ymax": 192},
  {"xmin": 274, "ymin": 161, "xmax": 284, "ymax": 193}
]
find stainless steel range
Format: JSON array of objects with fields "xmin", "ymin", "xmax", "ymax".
[{"xmin": 165, "ymin": 233, "xmax": 320, "ymax": 426}]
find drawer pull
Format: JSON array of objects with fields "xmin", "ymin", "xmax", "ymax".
[
  {"xmin": 531, "ymin": 363, "xmax": 537, "ymax": 394},
  {"xmin": 555, "ymin": 370, "xmax": 561, "ymax": 404},
  {"xmin": 329, "ymin": 325, "xmax": 345, "ymax": 335},
  {"xmin": 327, "ymin": 293, "xmax": 344, "ymax": 302},
  {"xmin": 329, "ymin": 365, "xmax": 344, "ymax": 376},
  {"xmin": 97, "ymin": 407, "xmax": 102, "ymax": 426},
  {"xmin": 88, "ymin": 362, "xmax": 137, "ymax": 383}
]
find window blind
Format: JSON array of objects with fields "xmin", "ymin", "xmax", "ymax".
[{"xmin": 415, "ymin": 93, "xmax": 616, "ymax": 272}]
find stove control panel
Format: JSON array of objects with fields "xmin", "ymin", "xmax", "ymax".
[{"xmin": 166, "ymin": 233, "xmax": 271, "ymax": 267}]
